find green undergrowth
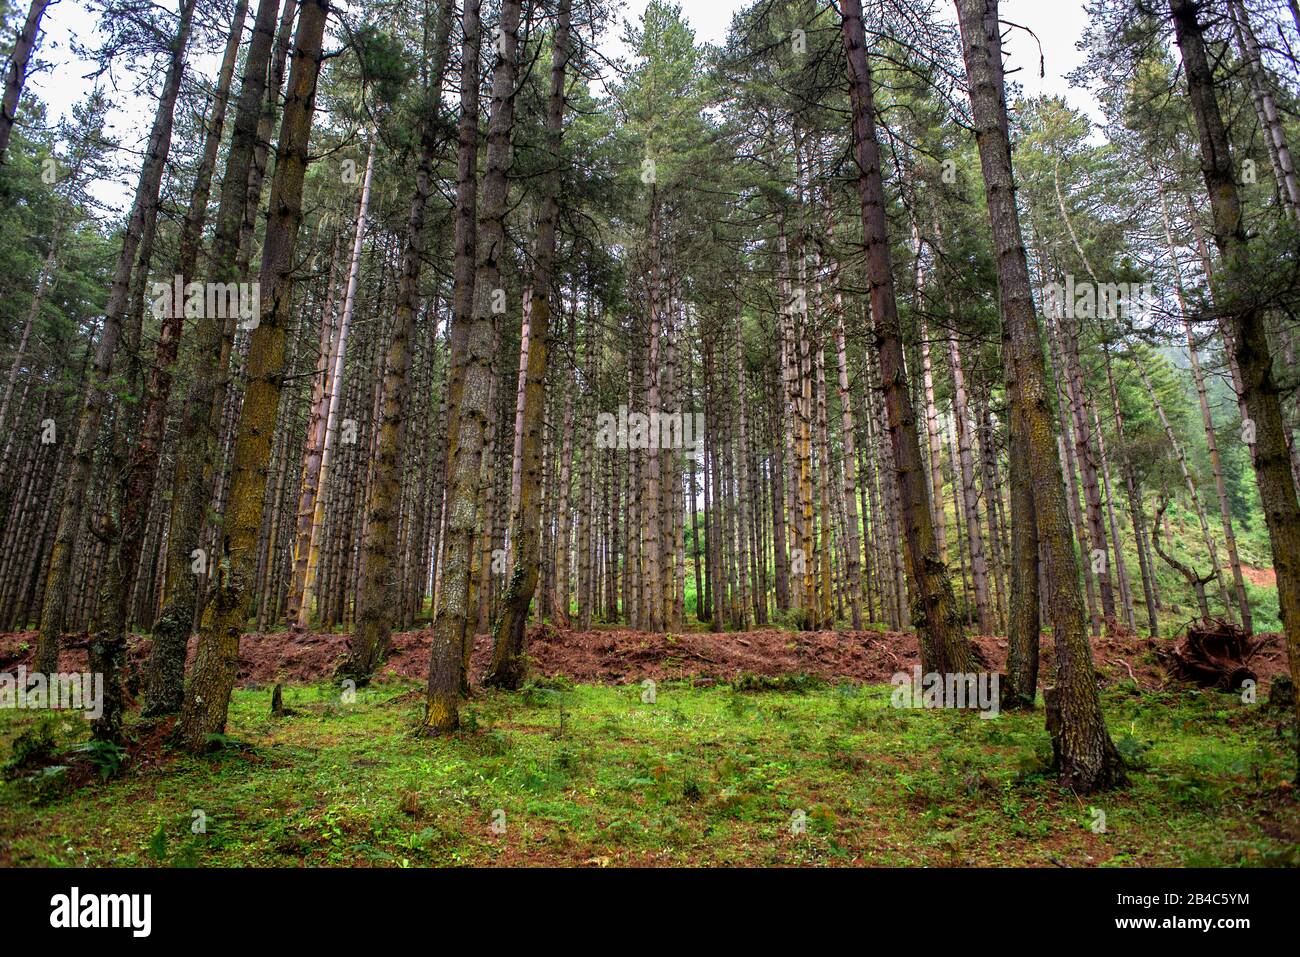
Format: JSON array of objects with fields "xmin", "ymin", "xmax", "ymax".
[{"xmin": 1, "ymin": 676, "xmax": 1295, "ymax": 867}]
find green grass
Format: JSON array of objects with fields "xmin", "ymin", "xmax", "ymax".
[{"xmin": 1, "ymin": 677, "xmax": 1295, "ymax": 867}]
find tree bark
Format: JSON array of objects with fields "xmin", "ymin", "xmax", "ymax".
[
  {"xmin": 842, "ymin": 0, "xmax": 972, "ymax": 674},
  {"xmin": 957, "ymin": 0, "xmax": 1124, "ymax": 790},
  {"xmin": 35, "ymin": 0, "xmax": 197, "ymax": 676},
  {"xmin": 1170, "ymin": 0, "xmax": 1300, "ymax": 780},
  {"xmin": 176, "ymin": 0, "xmax": 330, "ymax": 752},
  {"xmin": 0, "ymin": 0, "xmax": 50, "ymax": 162}
]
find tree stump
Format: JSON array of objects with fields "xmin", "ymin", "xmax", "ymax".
[
  {"xmin": 1160, "ymin": 619, "xmax": 1259, "ymax": 690},
  {"xmin": 270, "ymin": 683, "xmax": 298, "ymax": 717}
]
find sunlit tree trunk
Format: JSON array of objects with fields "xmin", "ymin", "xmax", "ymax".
[
  {"xmin": 298, "ymin": 142, "xmax": 373, "ymax": 628},
  {"xmin": 177, "ymin": 0, "xmax": 332, "ymax": 752}
]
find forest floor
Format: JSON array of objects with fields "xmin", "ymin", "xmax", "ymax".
[
  {"xmin": 0, "ymin": 625, "xmax": 1296, "ymax": 867},
  {"xmin": 0, "ymin": 620, "xmax": 1292, "ymax": 692}
]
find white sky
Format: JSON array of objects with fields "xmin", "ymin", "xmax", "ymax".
[
  {"xmin": 24, "ymin": 0, "xmax": 1102, "ymax": 212},
  {"xmin": 614, "ymin": 0, "xmax": 1101, "ymax": 116}
]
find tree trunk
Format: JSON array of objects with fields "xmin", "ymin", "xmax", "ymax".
[
  {"xmin": 957, "ymin": 0, "xmax": 1124, "ymax": 791},
  {"xmin": 1157, "ymin": 174, "xmax": 1252, "ymax": 630},
  {"xmin": 123, "ymin": 0, "xmax": 248, "ymax": 716},
  {"xmin": 299, "ymin": 142, "xmax": 373, "ymax": 627},
  {"xmin": 841, "ymin": 0, "xmax": 972, "ymax": 675},
  {"xmin": 35, "ymin": 0, "xmax": 197, "ymax": 676},
  {"xmin": 147, "ymin": 0, "xmax": 284, "ymax": 715},
  {"xmin": 578, "ymin": 313, "xmax": 598, "ymax": 629},
  {"xmin": 946, "ymin": 329, "xmax": 992, "ymax": 634},
  {"xmin": 1153, "ymin": 496, "xmax": 1214, "ymax": 621},
  {"xmin": 484, "ymin": 0, "xmax": 570, "ymax": 688},
  {"xmin": 1104, "ymin": 340, "xmax": 1159, "ymax": 635},
  {"xmin": 1228, "ymin": 0, "xmax": 1300, "ymax": 219},
  {"xmin": 914, "ymin": 228, "xmax": 949, "ymax": 561},
  {"xmin": 834, "ymin": 313, "xmax": 865, "ymax": 629},
  {"xmin": 282, "ymin": 234, "xmax": 342, "ymax": 625},
  {"xmin": 424, "ymin": 0, "xmax": 519, "ymax": 730},
  {"xmin": 1170, "ymin": 0, "xmax": 1300, "ymax": 780},
  {"xmin": 0, "ymin": 0, "xmax": 50, "ymax": 162},
  {"xmin": 343, "ymin": 0, "xmax": 455, "ymax": 681},
  {"xmin": 176, "ymin": 0, "xmax": 330, "ymax": 752},
  {"xmin": 1136, "ymin": 357, "xmax": 1236, "ymax": 617}
]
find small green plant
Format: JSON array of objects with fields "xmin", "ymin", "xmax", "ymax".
[
  {"xmin": 203, "ymin": 732, "xmax": 254, "ymax": 753},
  {"xmin": 1115, "ymin": 728, "xmax": 1150, "ymax": 770},
  {"xmin": 66, "ymin": 739, "xmax": 127, "ymax": 780},
  {"xmin": 531, "ymin": 674, "xmax": 574, "ymax": 693},
  {"xmin": 731, "ymin": 672, "xmax": 824, "ymax": 694},
  {"xmin": 551, "ymin": 702, "xmax": 570, "ymax": 739},
  {"xmin": 3, "ymin": 716, "xmax": 60, "ymax": 779},
  {"xmin": 553, "ymin": 747, "xmax": 579, "ymax": 773},
  {"xmin": 522, "ymin": 683, "xmax": 560, "ymax": 707},
  {"xmin": 148, "ymin": 824, "xmax": 167, "ymax": 862}
]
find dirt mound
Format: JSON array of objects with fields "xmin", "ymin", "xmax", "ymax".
[
  {"xmin": 0, "ymin": 623, "xmax": 1288, "ymax": 693},
  {"xmin": 1241, "ymin": 565, "xmax": 1277, "ymax": 588}
]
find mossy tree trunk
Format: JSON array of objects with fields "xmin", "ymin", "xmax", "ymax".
[
  {"xmin": 957, "ymin": 0, "xmax": 1124, "ymax": 791},
  {"xmin": 424, "ymin": 0, "xmax": 520, "ymax": 730},
  {"xmin": 146, "ymin": 0, "xmax": 284, "ymax": 717},
  {"xmin": 177, "ymin": 0, "xmax": 331, "ymax": 753}
]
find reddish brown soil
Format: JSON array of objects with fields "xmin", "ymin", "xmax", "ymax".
[
  {"xmin": 0, "ymin": 624, "xmax": 1288, "ymax": 692},
  {"xmin": 1241, "ymin": 565, "xmax": 1277, "ymax": 588}
]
